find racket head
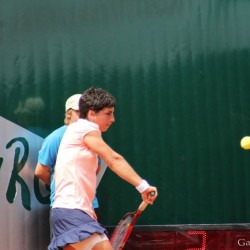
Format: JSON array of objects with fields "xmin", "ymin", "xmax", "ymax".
[{"xmin": 110, "ymin": 210, "xmax": 141, "ymax": 249}]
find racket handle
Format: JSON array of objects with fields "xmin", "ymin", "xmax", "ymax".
[
  {"xmin": 138, "ymin": 191, "xmax": 156, "ymax": 211},
  {"xmin": 149, "ymin": 191, "xmax": 156, "ymax": 196},
  {"xmin": 138, "ymin": 201, "xmax": 149, "ymax": 211}
]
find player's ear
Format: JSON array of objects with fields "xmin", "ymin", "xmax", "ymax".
[{"xmin": 88, "ymin": 110, "xmax": 96, "ymax": 122}]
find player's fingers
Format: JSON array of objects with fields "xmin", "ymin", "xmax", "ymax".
[{"xmin": 144, "ymin": 187, "xmax": 158, "ymax": 204}]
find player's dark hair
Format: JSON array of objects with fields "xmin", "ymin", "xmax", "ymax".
[{"xmin": 79, "ymin": 87, "xmax": 116, "ymax": 118}]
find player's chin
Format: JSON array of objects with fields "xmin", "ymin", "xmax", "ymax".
[
  {"xmin": 101, "ymin": 126, "xmax": 109, "ymax": 132},
  {"xmin": 103, "ymin": 124, "xmax": 112, "ymax": 132}
]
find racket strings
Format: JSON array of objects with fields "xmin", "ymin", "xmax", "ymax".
[{"xmin": 110, "ymin": 214, "xmax": 134, "ymax": 249}]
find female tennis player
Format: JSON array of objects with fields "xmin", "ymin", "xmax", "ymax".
[{"xmin": 48, "ymin": 87, "xmax": 158, "ymax": 250}]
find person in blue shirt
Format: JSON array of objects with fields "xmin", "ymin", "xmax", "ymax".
[{"xmin": 35, "ymin": 94, "xmax": 101, "ymax": 219}]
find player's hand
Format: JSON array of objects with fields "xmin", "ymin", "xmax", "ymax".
[{"xmin": 141, "ymin": 186, "xmax": 158, "ymax": 205}]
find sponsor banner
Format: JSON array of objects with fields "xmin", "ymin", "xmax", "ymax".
[{"xmin": 0, "ymin": 116, "xmax": 50, "ymax": 250}]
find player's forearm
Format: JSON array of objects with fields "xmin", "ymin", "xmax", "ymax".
[
  {"xmin": 36, "ymin": 174, "xmax": 50, "ymax": 185},
  {"xmin": 35, "ymin": 163, "xmax": 51, "ymax": 185},
  {"xmin": 107, "ymin": 154, "xmax": 143, "ymax": 187}
]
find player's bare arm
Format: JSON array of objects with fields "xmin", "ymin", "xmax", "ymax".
[
  {"xmin": 84, "ymin": 131, "xmax": 143, "ymax": 185},
  {"xmin": 84, "ymin": 131, "xmax": 158, "ymax": 203},
  {"xmin": 35, "ymin": 163, "xmax": 51, "ymax": 185}
]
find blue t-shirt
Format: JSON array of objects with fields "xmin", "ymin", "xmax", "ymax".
[
  {"xmin": 38, "ymin": 125, "xmax": 99, "ymax": 208},
  {"xmin": 38, "ymin": 125, "xmax": 66, "ymax": 206},
  {"xmin": 91, "ymin": 157, "xmax": 101, "ymax": 209}
]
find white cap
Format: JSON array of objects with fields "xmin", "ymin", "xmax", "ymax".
[{"xmin": 65, "ymin": 94, "xmax": 81, "ymax": 111}]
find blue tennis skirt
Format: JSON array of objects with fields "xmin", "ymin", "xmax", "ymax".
[{"xmin": 48, "ymin": 208, "xmax": 107, "ymax": 250}]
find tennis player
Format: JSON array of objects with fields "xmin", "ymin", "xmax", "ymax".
[{"xmin": 49, "ymin": 87, "xmax": 158, "ymax": 250}]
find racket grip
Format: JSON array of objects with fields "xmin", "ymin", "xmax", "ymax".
[
  {"xmin": 138, "ymin": 201, "xmax": 149, "ymax": 211},
  {"xmin": 149, "ymin": 191, "xmax": 155, "ymax": 196}
]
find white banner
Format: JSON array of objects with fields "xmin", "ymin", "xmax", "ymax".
[{"xmin": 0, "ymin": 116, "xmax": 50, "ymax": 250}]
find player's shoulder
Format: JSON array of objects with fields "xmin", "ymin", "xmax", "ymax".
[
  {"xmin": 74, "ymin": 119, "xmax": 99, "ymax": 132},
  {"xmin": 52, "ymin": 125, "xmax": 67, "ymax": 135},
  {"xmin": 44, "ymin": 125, "xmax": 66, "ymax": 141}
]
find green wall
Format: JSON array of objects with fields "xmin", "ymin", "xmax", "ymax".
[{"xmin": 1, "ymin": 0, "xmax": 250, "ymax": 226}]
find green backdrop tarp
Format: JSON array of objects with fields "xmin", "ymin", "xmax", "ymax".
[{"xmin": 1, "ymin": 0, "xmax": 250, "ymax": 228}]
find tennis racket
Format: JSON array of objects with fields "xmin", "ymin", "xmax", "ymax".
[{"xmin": 110, "ymin": 192, "xmax": 155, "ymax": 250}]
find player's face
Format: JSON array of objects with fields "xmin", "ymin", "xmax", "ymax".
[
  {"xmin": 70, "ymin": 110, "xmax": 80, "ymax": 124},
  {"xmin": 94, "ymin": 107, "xmax": 115, "ymax": 132}
]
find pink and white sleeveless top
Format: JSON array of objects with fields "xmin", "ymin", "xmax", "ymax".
[{"xmin": 53, "ymin": 119, "xmax": 100, "ymax": 220}]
